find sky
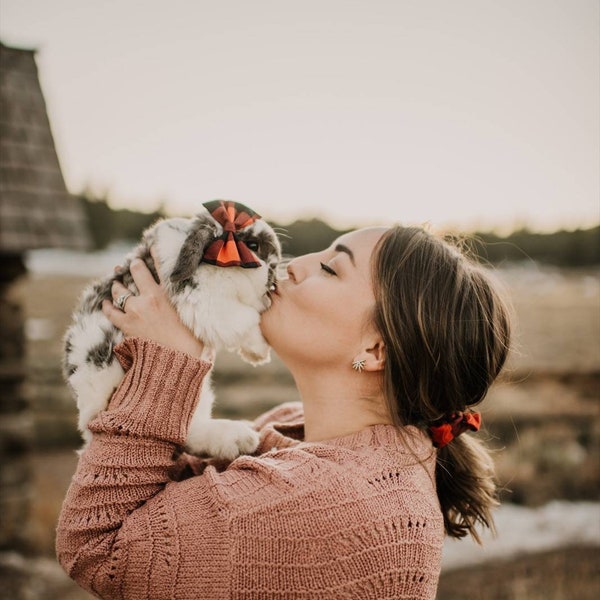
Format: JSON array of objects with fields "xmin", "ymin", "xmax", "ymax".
[{"xmin": 1, "ymin": 0, "xmax": 598, "ymax": 232}]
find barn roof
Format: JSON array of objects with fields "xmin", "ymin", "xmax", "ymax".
[{"xmin": 0, "ymin": 41, "xmax": 90, "ymax": 252}]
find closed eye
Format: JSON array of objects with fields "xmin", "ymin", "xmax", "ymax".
[{"xmin": 320, "ymin": 262, "xmax": 337, "ymax": 276}]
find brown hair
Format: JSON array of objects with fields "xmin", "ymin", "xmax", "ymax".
[{"xmin": 372, "ymin": 225, "xmax": 511, "ymax": 542}]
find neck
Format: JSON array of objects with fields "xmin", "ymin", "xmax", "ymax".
[{"xmin": 291, "ymin": 366, "xmax": 392, "ymax": 442}]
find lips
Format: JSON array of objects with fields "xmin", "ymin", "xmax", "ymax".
[
  {"xmin": 268, "ymin": 273, "xmax": 283, "ymax": 294},
  {"xmin": 266, "ymin": 279, "xmax": 285, "ymax": 304},
  {"xmin": 264, "ymin": 281, "xmax": 278, "ymax": 309}
]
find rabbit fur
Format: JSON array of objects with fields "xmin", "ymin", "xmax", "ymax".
[{"xmin": 63, "ymin": 205, "xmax": 281, "ymax": 460}]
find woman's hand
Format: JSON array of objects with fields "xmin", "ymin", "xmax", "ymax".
[{"xmin": 102, "ymin": 256, "xmax": 210, "ymax": 360}]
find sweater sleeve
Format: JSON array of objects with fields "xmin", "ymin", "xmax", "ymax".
[
  {"xmin": 55, "ymin": 337, "xmax": 226, "ymax": 599},
  {"xmin": 252, "ymin": 401, "xmax": 304, "ymax": 430}
]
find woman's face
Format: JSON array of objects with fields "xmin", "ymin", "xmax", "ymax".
[{"xmin": 261, "ymin": 227, "xmax": 388, "ymax": 369}]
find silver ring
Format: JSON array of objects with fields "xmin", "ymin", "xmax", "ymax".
[{"xmin": 113, "ymin": 292, "xmax": 133, "ymax": 311}]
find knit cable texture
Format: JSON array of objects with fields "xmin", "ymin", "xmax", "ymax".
[{"xmin": 56, "ymin": 337, "xmax": 444, "ymax": 599}]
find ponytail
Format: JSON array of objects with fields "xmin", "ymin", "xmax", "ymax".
[
  {"xmin": 372, "ymin": 226, "xmax": 511, "ymax": 542},
  {"xmin": 435, "ymin": 435, "xmax": 498, "ymax": 542}
]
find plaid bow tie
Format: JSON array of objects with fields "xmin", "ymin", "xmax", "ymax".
[{"xmin": 201, "ymin": 200, "xmax": 262, "ymax": 268}]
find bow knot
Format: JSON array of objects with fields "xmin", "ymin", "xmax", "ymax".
[{"xmin": 201, "ymin": 200, "xmax": 262, "ymax": 268}]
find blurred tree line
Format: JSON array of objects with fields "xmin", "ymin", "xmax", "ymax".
[
  {"xmin": 79, "ymin": 194, "xmax": 167, "ymax": 249},
  {"xmin": 78, "ymin": 195, "xmax": 599, "ymax": 267},
  {"xmin": 281, "ymin": 222, "xmax": 600, "ymax": 267},
  {"xmin": 473, "ymin": 228, "xmax": 600, "ymax": 267}
]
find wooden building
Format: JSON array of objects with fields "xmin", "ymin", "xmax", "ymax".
[{"xmin": 0, "ymin": 41, "xmax": 90, "ymax": 551}]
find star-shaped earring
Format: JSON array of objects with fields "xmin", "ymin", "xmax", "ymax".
[{"xmin": 352, "ymin": 359, "xmax": 366, "ymax": 373}]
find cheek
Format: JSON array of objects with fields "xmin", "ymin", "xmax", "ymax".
[
  {"xmin": 259, "ymin": 298, "xmax": 301, "ymax": 351},
  {"xmin": 260, "ymin": 277, "xmax": 374, "ymax": 366},
  {"xmin": 259, "ymin": 293, "xmax": 324, "ymax": 355},
  {"xmin": 265, "ymin": 295, "xmax": 354, "ymax": 362}
]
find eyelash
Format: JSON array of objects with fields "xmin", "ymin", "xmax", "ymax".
[{"xmin": 320, "ymin": 262, "xmax": 337, "ymax": 276}]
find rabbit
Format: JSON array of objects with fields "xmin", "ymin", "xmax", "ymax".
[{"xmin": 63, "ymin": 200, "xmax": 281, "ymax": 460}]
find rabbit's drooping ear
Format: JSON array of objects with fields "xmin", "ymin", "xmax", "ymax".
[{"xmin": 170, "ymin": 221, "xmax": 218, "ymax": 283}]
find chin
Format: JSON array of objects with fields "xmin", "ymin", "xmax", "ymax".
[{"xmin": 258, "ymin": 308, "xmax": 275, "ymax": 347}]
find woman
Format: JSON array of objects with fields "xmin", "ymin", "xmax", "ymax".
[{"xmin": 56, "ymin": 225, "xmax": 511, "ymax": 599}]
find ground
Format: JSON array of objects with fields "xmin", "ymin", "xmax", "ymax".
[{"xmin": 2, "ymin": 262, "xmax": 598, "ymax": 599}]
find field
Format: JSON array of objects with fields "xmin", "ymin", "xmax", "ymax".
[{"xmin": 1, "ymin": 262, "xmax": 599, "ymax": 599}]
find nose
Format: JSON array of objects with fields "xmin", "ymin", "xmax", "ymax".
[
  {"xmin": 286, "ymin": 253, "xmax": 316, "ymax": 283},
  {"xmin": 287, "ymin": 252, "xmax": 315, "ymax": 282},
  {"xmin": 286, "ymin": 259, "xmax": 298, "ymax": 283}
]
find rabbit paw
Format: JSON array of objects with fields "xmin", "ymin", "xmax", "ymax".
[{"xmin": 185, "ymin": 418, "xmax": 260, "ymax": 461}]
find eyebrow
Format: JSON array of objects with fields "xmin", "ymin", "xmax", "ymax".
[{"xmin": 334, "ymin": 243, "xmax": 355, "ymax": 266}]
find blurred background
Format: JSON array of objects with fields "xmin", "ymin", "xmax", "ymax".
[{"xmin": 0, "ymin": 1, "xmax": 598, "ymax": 599}]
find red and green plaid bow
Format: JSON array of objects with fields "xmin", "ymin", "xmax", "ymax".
[{"xmin": 201, "ymin": 200, "xmax": 261, "ymax": 268}]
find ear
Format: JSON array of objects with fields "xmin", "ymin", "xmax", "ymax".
[
  {"xmin": 171, "ymin": 221, "xmax": 217, "ymax": 283},
  {"xmin": 353, "ymin": 338, "xmax": 385, "ymax": 373}
]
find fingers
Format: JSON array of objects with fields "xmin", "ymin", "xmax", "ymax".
[
  {"xmin": 101, "ymin": 275, "xmax": 206, "ymax": 358},
  {"xmin": 130, "ymin": 258, "xmax": 160, "ymax": 293},
  {"xmin": 149, "ymin": 246, "xmax": 161, "ymax": 270},
  {"xmin": 102, "ymin": 298, "xmax": 127, "ymax": 330},
  {"xmin": 110, "ymin": 280, "xmax": 133, "ymax": 308},
  {"xmin": 104, "ymin": 279, "xmax": 134, "ymax": 330}
]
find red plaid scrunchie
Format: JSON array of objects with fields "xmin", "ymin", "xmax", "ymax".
[{"xmin": 428, "ymin": 411, "xmax": 481, "ymax": 449}]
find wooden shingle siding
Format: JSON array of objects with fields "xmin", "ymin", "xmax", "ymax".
[{"xmin": 0, "ymin": 42, "xmax": 90, "ymax": 252}]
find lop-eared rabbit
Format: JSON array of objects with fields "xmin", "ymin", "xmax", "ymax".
[{"xmin": 63, "ymin": 200, "xmax": 281, "ymax": 460}]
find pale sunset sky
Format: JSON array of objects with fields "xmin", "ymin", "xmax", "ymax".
[{"xmin": 1, "ymin": 0, "xmax": 598, "ymax": 231}]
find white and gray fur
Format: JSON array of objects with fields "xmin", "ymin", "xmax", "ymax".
[{"xmin": 63, "ymin": 207, "xmax": 281, "ymax": 460}]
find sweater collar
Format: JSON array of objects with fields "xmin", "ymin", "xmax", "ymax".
[{"xmin": 260, "ymin": 417, "xmax": 432, "ymax": 457}]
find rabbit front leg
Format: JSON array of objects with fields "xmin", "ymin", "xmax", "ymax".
[
  {"xmin": 237, "ymin": 325, "xmax": 271, "ymax": 365},
  {"xmin": 185, "ymin": 380, "xmax": 259, "ymax": 461},
  {"xmin": 69, "ymin": 359, "xmax": 125, "ymax": 446},
  {"xmin": 186, "ymin": 418, "xmax": 259, "ymax": 461}
]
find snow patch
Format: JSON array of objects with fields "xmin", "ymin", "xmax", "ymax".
[{"xmin": 442, "ymin": 501, "xmax": 600, "ymax": 571}]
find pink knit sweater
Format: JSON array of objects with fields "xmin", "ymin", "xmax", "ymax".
[{"xmin": 56, "ymin": 338, "xmax": 443, "ymax": 599}]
